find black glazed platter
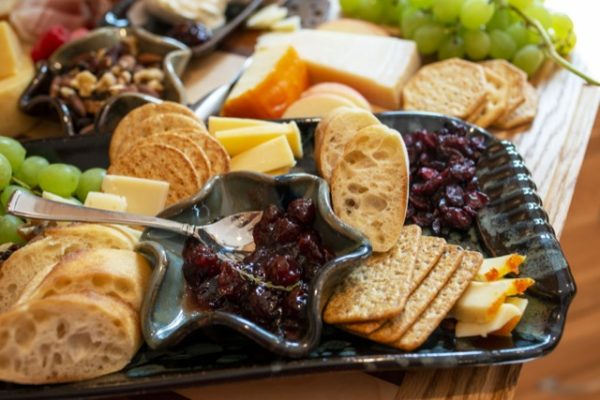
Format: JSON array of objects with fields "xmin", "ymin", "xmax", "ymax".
[{"xmin": 0, "ymin": 112, "xmax": 575, "ymax": 399}]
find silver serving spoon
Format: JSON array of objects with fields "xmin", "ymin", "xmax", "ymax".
[{"xmin": 7, "ymin": 191, "xmax": 262, "ymax": 251}]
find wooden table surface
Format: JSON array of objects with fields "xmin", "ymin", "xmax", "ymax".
[{"xmin": 111, "ymin": 1, "xmax": 600, "ymax": 399}]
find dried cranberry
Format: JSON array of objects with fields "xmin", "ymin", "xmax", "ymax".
[
  {"xmin": 262, "ymin": 204, "xmax": 283, "ymax": 223},
  {"xmin": 440, "ymin": 206, "xmax": 473, "ymax": 230},
  {"xmin": 217, "ymin": 262, "xmax": 246, "ymax": 300},
  {"xmin": 465, "ymin": 190, "xmax": 489, "ymax": 209},
  {"xmin": 182, "ymin": 243, "xmax": 221, "ymax": 284},
  {"xmin": 418, "ymin": 167, "xmax": 439, "ymax": 181},
  {"xmin": 248, "ymin": 286, "xmax": 280, "ymax": 321},
  {"xmin": 266, "ymin": 255, "xmax": 302, "ymax": 286},
  {"xmin": 273, "ymin": 217, "xmax": 301, "ymax": 243},
  {"xmin": 445, "ymin": 185, "xmax": 465, "ymax": 207},
  {"xmin": 412, "ymin": 212, "xmax": 434, "ymax": 227},
  {"xmin": 284, "ymin": 284, "xmax": 308, "ymax": 318},
  {"xmin": 287, "ymin": 198, "xmax": 316, "ymax": 225},
  {"xmin": 297, "ymin": 231, "xmax": 324, "ymax": 263}
]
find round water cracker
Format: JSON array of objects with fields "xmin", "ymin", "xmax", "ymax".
[
  {"xmin": 161, "ymin": 129, "xmax": 230, "ymax": 175},
  {"xmin": 492, "ymin": 82, "xmax": 538, "ymax": 130},
  {"xmin": 480, "ymin": 60, "xmax": 527, "ymax": 119},
  {"xmin": 138, "ymin": 132, "xmax": 211, "ymax": 186},
  {"xmin": 108, "ymin": 143, "xmax": 201, "ymax": 206},
  {"xmin": 402, "ymin": 58, "xmax": 487, "ymax": 119},
  {"xmin": 467, "ymin": 69, "xmax": 508, "ymax": 128},
  {"xmin": 109, "ymin": 101, "xmax": 198, "ymax": 162}
]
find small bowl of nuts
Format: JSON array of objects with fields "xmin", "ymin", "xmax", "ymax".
[{"xmin": 19, "ymin": 27, "xmax": 191, "ymax": 136}]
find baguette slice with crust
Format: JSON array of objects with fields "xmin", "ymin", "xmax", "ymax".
[
  {"xmin": 331, "ymin": 125, "xmax": 409, "ymax": 252},
  {"xmin": 0, "ymin": 292, "xmax": 141, "ymax": 384}
]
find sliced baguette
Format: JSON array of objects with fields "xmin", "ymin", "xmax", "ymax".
[
  {"xmin": 0, "ymin": 292, "xmax": 141, "ymax": 384},
  {"xmin": 330, "ymin": 125, "xmax": 409, "ymax": 252},
  {"xmin": 18, "ymin": 249, "xmax": 151, "ymax": 311},
  {"xmin": 0, "ymin": 224, "xmax": 137, "ymax": 313}
]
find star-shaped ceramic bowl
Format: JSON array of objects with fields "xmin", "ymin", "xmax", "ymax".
[
  {"xmin": 137, "ymin": 172, "xmax": 372, "ymax": 357},
  {"xmin": 19, "ymin": 27, "xmax": 191, "ymax": 136}
]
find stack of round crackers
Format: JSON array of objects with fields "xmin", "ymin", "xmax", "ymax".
[
  {"xmin": 108, "ymin": 102, "xmax": 230, "ymax": 206},
  {"xmin": 403, "ymin": 58, "xmax": 538, "ymax": 131}
]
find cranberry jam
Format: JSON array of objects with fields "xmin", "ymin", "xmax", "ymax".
[{"xmin": 182, "ymin": 198, "xmax": 334, "ymax": 340}]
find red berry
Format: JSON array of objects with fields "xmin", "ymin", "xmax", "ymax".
[{"xmin": 31, "ymin": 25, "xmax": 71, "ymax": 62}]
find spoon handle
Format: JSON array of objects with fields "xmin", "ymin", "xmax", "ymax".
[{"xmin": 7, "ymin": 191, "xmax": 195, "ymax": 236}]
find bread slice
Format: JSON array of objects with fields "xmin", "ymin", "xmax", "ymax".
[
  {"xmin": 315, "ymin": 107, "xmax": 381, "ymax": 181},
  {"xmin": 0, "ymin": 292, "xmax": 141, "ymax": 384},
  {"xmin": 0, "ymin": 224, "xmax": 137, "ymax": 313},
  {"xmin": 18, "ymin": 249, "xmax": 151, "ymax": 311},
  {"xmin": 390, "ymin": 251, "xmax": 483, "ymax": 350},
  {"xmin": 324, "ymin": 225, "xmax": 421, "ymax": 324},
  {"xmin": 331, "ymin": 125, "xmax": 409, "ymax": 252},
  {"xmin": 368, "ymin": 245, "xmax": 463, "ymax": 343},
  {"xmin": 313, "ymin": 106, "xmax": 349, "ymax": 158}
]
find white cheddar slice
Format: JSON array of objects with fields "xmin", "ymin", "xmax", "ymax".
[
  {"xmin": 455, "ymin": 302, "xmax": 524, "ymax": 338},
  {"xmin": 208, "ymin": 116, "xmax": 277, "ymax": 135},
  {"xmin": 451, "ymin": 278, "xmax": 534, "ymax": 324},
  {"xmin": 272, "ymin": 16, "xmax": 301, "ymax": 32},
  {"xmin": 230, "ymin": 136, "xmax": 295, "ymax": 173},
  {"xmin": 282, "ymin": 93, "xmax": 357, "ymax": 118},
  {"xmin": 102, "ymin": 175, "xmax": 169, "ymax": 216},
  {"xmin": 257, "ymin": 30, "xmax": 421, "ymax": 109},
  {"xmin": 42, "ymin": 191, "xmax": 82, "ymax": 205},
  {"xmin": 216, "ymin": 122, "xmax": 303, "ymax": 158},
  {"xmin": 247, "ymin": 4, "xmax": 287, "ymax": 29},
  {"xmin": 475, "ymin": 254, "xmax": 526, "ymax": 281},
  {"xmin": 84, "ymin": 192, "xmax": 128, "ymax": 212}
]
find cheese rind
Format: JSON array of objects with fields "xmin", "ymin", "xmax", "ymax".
[
  {"xmin": 230, "ymin": 136, "xmax": 295, "ymax": 173},
  {"xmin": 84, "ymin": 192, "xmax": 128, "ymax": 212},
  {"xmin": 208, "ymin": 116, "xmax": 277, "ymax": 135},
  {"xmin": 102, "ymin": 175, "xmax": 169, "ymax": 216},
  {"xmin": 215, "ymin": 122, "xmax": 302, "ymax": 158},
  {"xmin": 257, "ymin": 30, "xmax": 421, "ymax": 109}
]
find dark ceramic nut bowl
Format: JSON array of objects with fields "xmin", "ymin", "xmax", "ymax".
[
  {"xmin": 138, "ymin": 172, "xmax": 371, "ymax": 357},
  {"xmin": 19, "ymin": 27, "xmax": 191, "ymax": 137}
]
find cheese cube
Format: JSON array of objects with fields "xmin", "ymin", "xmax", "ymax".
[
  {"xmin": 455, "ymin": 299, "xmax": 527, "ymax": 338},
  {"xmin": 257, "ymin": 30, "xmax": 421, "ymax": 109},
  {"xmin": 215, "ymin": 121, "xmax": 302, "ymax": 158},
  {"xmin": 84, "ymin": 192, "xmax": 128, "ymax": 212},
  {"xmin": 230, "ymin": 136, "xmax": 295, "ymax": 173},
  {"xmin": 208, "ymin": 116, "xmax": 277, "ymax": 135},
  {"xmin": 475, "ymin": 254, "xmax": 526, "ymax": 281},
  {"xmin": 102, "ymin": 175, "xmax": 169, "ymax": 216},
  {"xmin": 0, "ymin": 22, "xmax": 23, "ymax": 80}
]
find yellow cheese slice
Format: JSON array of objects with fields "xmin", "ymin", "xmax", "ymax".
[
  {"xmin": 451, "ymin": 278, "xmax": 534, "ymax": 324},
  {"xmin": 475, "ymin": 254, "xmax": 526, "ymax": 281},
  {"xmin": 282, "ymin": 93, "xmax": 357, "ymax": 119},
  {"xmin": 230, "ymin": 136, "xmax": 295, "ymax": 173},
  {"xmin": 208, "ymin": 116, "xmax": 277, "ymax": 135},
  {"xmin": 215, "ymin": 122, "xmax": 303, "ymax": 158},
  {"xmin": 102, "ymin": 175, "xmax": 169, "ymax": 216},
  {"xmin": 257, "ymin": 30, "xmax": 421, "ymax": 109},
  {"xmin": 455, "ymin": 300, "xmax": 525, "ymax": 338},
  {"xmin": 0, "ymin": 22, "xmax": 23, "ymax": 80},
  {"xmin": 490, "ymin": 297, "xmax": 529, "ymax": 336},
  {"xmin": 84, "ymin": 192, "xmax": 128, "ymax": 212},
  {"xmin": 265, "ymin": 166, "xmax": 293, "ymax": 176}
]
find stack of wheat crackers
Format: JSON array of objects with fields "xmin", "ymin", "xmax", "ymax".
[
  {"xmin": 108, "ymin": 102, "xmax": 230, "ymax": 206},
  {"xmin": 403, "ymin": 58, "xmax": 538, "ymax": 131},
  {"xmin": 324, "ymin": 225, "xmax": 483, "ymax": 351}
]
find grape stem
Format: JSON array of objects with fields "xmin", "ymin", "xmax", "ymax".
[{"xmin": 508, "ymin": 5, "xmax": 600, "ymax": 86}]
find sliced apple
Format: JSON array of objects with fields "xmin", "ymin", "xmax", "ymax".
[
  {"xmin": 282, "ymin": 93, "xmax": 358, "ymax": 118},
  {"xmin": 302, "ymin": 82, "xmax": 370, "ymax": 110}
]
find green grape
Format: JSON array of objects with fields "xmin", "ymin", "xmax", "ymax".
[
  {"xmin": 438, "ymin": 35, "xmax": 465, "ymax": 60},
  {"xmin": 460, "ymin": 0, "xmax": 495, "ymax": 30},
  {"xmin": 14, "ymin": 156, "xmax": 49, "ymax": 188},
  {"xmin": 486, "ymin": 8, "xmax": 512, "ymax": 31},
  {"xmin": 506, "ymin": 22, "xmax": 529, "ymax": 49},
  {"xmin": 409, "ymin": 0, "xmax": 434, "ymax": 9},
  {"xmin": 340, "ymin": 0, "xmax": 362, "ymax": 14},
  {"xmin": 551, "ymin": 12, "xmax": 573, "ymax": 40},
  {"xmin": 512, "ymin": 44, "xmax": 544, "ymax": 76},
  {"xmin": 0, "ymin": 137, "xmax": 26, "ymax": 171},
  {"xmin": 489, "ymin": 29, "xmax": 517, "ymax": 59},
  {"xmin": 0, "ymin": 154, "xmax": 11, "ymax": 191},
  {"xmin": 555, "ymin": 31, "xmax": 576, "ymax": 56},
  {"xmin": 0, "ymin": 215, "xmax": 25, "ymax": 245},
  {"xmin": 38, "ymin": 163, "xmax": 81, "ymax": 198},
  {"xmin": 508, "ymin": 0, "xmax": 533, "ymax": 11},
  {"xmin": 464, "ymin": 29, "xmax": 491, "ymax": 60},
  {"xmin": 401, "ymin": 7, "xmax": 432, "ymax": 38},
  {"xmin": 0, "ymin": 185, "xmax": 31, "ymax": 211},
  {"xmin": 357, "ymin": 0, "xmax": 386, "ymax": 22},
  {"xmin": 528, "ymin": 29, "xmax": 542, "ymax": 45},
  {"xmin": 523, "ymin": 3, "xmax": 551, "ymax": 29},
  {"xmin": 432, "ymin": 0, "xmax": 463, "ymax": 23},
  {"xmin": 414, "ymin": 24, "xmax": 446, "ymax": 55},
  {"xmin": 76, "ymin": 167, "xmax": 106, "ymax": 202}
]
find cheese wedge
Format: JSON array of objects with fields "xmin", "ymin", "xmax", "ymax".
[
  {"xmin": 282, "ymin": 93, "xmax": 358, "ymax": 118},
  {"xmin": 230, "ymin": 136, "xmax": 295, "ymax": 173},
  {"xmin": 455, "ymin": 298, "xmax": 528, "ymax": 338},
  {"xmin": 208, "ymin": 116, "xmax": 277, "ymax": 135},
  {"xmin": 257, "ymin": 30, "xmax": 420, "ymax": 109},
  {"xmin": 451, "ymin": 278, "xmax": 534, "ymax": 324},
  {"xmin": 102, "ymin": 175, "xmax": 169, "ymax": 216},
  {"xmin": 0, "ymin": 22, "xmax": 23, "ymax": 80},
  {"xmin": 272, "ymin": 16, "xmax": 301, "ymax": 32},
  {"xmin": 215, "ymin": 121, "xmax": 303, "ymax": 158},
  {"xmin": 491, "ymin": 297, "xmax": 529, "ymax": 336},
  {"xmin": 223, "ymin": 44, "xmax": 308, "ymax": 119},
  {"xmin": 266, "ymin": 166, "xmax": 292, "ymax": 175},
  {"xmin": 84, "ymin": 192, "xmax": 128, "ymax": 212},
  {"xmin": 246, "ymin": 4, "xmax": 288, "ymax": 29},
  {"xmin": 475, "ymin": 254, "xmax": 526, "ymax": 281}
]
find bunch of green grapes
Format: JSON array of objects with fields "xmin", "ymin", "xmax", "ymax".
[
  {"xmin": 340, "ymin": 0, "xmax": 577, "ymax": 77},
  {"xmin": 0, "ymin": 136, "xmax": 106, "ymax": 245}
]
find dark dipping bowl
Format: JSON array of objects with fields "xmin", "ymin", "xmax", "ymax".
[
  {"xmin": 19, "ymin": 27, "xmax": 191, "ymax": 137},
  {"xmin": 138, "ymin": 172, "xmax": 371, "ymax": 357}
]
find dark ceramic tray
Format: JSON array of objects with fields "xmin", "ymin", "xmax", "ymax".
[
  {"xmin": 101, "ymin": 0, "xmax": 263, "ymax": 58},
  {"xmin": 1, "ymin": 112, "xmax": 575, "ymax": 399}
]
